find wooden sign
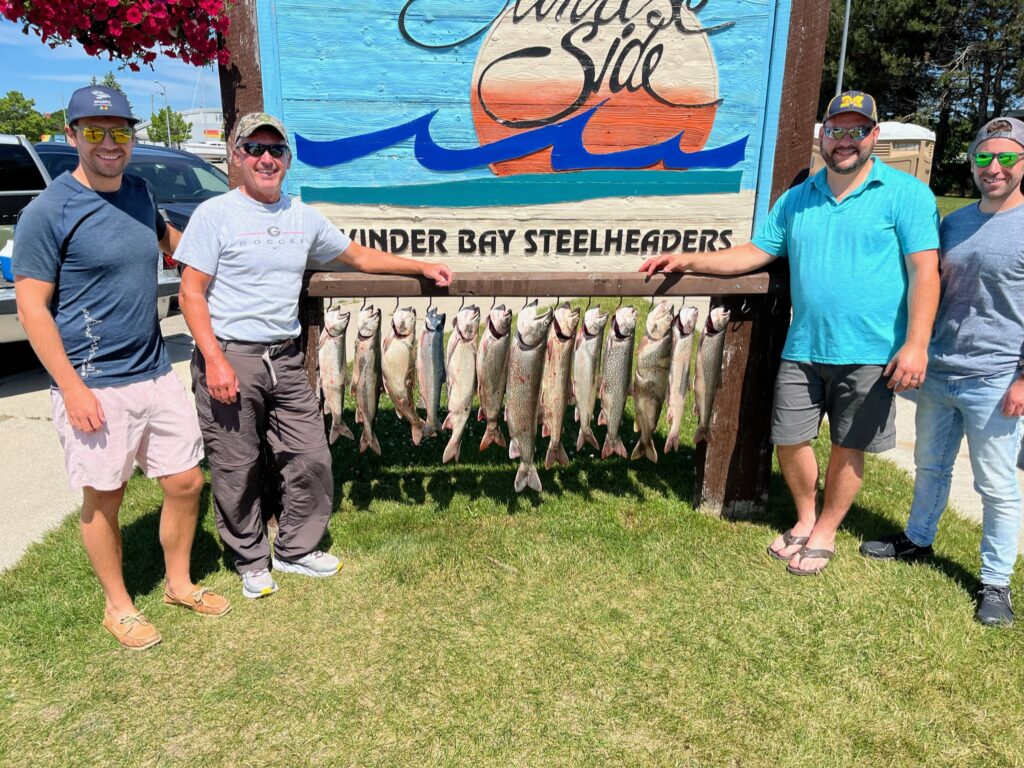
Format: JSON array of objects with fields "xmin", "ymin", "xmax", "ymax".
[{"xmin": 250, "ymin": 0, "xmax": 804, "ymax": 272}]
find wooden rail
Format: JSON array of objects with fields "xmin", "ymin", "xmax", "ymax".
[{"xmin": 299, "ymin": 268, "xmax": 789, "ymax": 519}]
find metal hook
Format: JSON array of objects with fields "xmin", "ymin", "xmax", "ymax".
[
  {"xmin": 585, "ymin": 295, "xmax": 592, "ymax": 311},
  {"xmin": 489, "ymin": 295, "xmax": 497, "ymax": 311},
  {"xmin": 360, "ymin": 296, "xmax": 367, "ymax": 311},
  {"xmin": 770, "ymin": 296, "xmax": 780, "ymax": 315},
  {"xmin": 522, "ymin": 295, "xmax": 530, "ymax": 310},
  {"xmin": 427, "ymin": 294, "xmax": 434, "ymax": 312},
  {"xmin": 458, "ymin": 295, "xmax": 466, "ymax": 311},
  {"xmin": 740, "ymin": 298, "xmax": 749, "ymax": 314},
  {"xmin": 393, "ymin": 295, "xmax": 400, "ymax": 313},
  {"xmin": 615, "ymin": 296, "xmax": 624, "ymax": 310}
]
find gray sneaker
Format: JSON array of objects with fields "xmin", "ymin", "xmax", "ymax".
[
  {"xmin": 241, "ymin": 568, "xmax": 279, "ymax": 599},
  {"xmin": 272, "ymin": 550, "xmax": 341, "ymax": 578},
  {"xmin": 976, "ymin": 584, "xmax": 1014, "ymax": 627}
]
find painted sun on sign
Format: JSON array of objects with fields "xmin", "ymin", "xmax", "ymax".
[{"xmin": 296, "ymin": 0, "xmax": 743, "ymax": 178}]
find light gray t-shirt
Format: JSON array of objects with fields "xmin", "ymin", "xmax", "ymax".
[
  {"xmin": 175, "ymin": 189, "xmax": 351, "ymax": 342},
  {"xmin": 929, "ymin": 202, "xmax": 1024, "ymax": 377}
]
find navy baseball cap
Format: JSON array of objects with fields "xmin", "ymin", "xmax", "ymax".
[
  {"xmin": 67, "ymin": 85, "xmax": 138, "ymax": 125},
  {"xmin": 823, "ymin": 90, "xmax": 878, "ymax": 124}
]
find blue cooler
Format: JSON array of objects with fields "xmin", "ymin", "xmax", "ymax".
[{"xmin": 0, "ymin": 254, "xmax": 11, "ymax": 282}]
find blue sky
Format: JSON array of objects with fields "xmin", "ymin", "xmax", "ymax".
[{"xmin": 0, "ymin": 19, "xmax": 221, "ymax": 119}]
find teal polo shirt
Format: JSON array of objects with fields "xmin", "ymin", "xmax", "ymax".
[{"xmin": 752, "ymin": 160, "xmax": 939, "ymax": 365}]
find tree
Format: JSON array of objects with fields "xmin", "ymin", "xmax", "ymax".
[
  {"xmin": 0, "ymin": 90, "xmax": 44, "ymax": 138},
  {"xmin": 149, "ymin": 107, "xmax": 192, "ymax": 146}
]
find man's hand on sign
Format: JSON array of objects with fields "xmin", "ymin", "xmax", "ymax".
[
  {"xmin": 422, "ymin": 262, "xmax": 452, "ymax": 287},
  {"xmin": 638, "ymin": 253, "xmax": 693, "ymax": 277}
]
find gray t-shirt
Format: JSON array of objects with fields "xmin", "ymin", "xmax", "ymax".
[
  {"xmin": 174, "ymin": 189, "xmax": 351, "ymax": 343},
  {"xmin": 929, "ymin": 202, "xmax": 1024, "ymax": 377}
]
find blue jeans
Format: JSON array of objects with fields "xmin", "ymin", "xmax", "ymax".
[{"xmin": 906, "ymin": 370, "xmax": 1023, "ymax": 586}]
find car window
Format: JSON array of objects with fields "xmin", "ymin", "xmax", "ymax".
[
  {"xmin": 0, "ymin": 143, "xmax": 47, "ymax": 192},
  {"xmin": 37, "ymin": 153, "xmax": 78, "ymax": 180},
  {"xmin": 127, "ymin": 157, "xmax": 228, "ymax": 203}
]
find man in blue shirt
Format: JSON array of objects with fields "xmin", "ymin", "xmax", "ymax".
[
  {"xmin": 861, "ymin": 117, "xmax": 1024, "ymax": 626},
  {"xmin": 640, "ymin": 91, "xmax": 941, "ymax": 575},
  {"xmin": 14, "ymin": 85, "xmax": 230, "ymax": 651}
]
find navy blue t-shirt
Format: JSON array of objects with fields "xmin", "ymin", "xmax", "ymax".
[{"xmin": 13, "ymin": 172, "xmax": 171, "ymax": 386}]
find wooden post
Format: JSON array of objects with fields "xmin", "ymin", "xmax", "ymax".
[
  {"xmin": 300, "ymin": 274, "xmax": 324, "ymax": 388},
  {"xmin": 217, "ymin": 0, "xmax": 264, "ymax": 184},
  {"xmin": 693, "ymin": 0, "xmax": 829, "ymax": 518}
]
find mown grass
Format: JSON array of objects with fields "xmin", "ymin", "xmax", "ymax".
[
  {"xmin": 1, "ymin": 300, "xmax": 1023, "ymax": 767},
  {"xmin": 936, "ymin": 195, "xmax": 976, "ymax": 218}
]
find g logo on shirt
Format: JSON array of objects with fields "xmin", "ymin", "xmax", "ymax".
[{"xmin": 267, "ymin": 226, "xmax": 281, "ymax": 237}]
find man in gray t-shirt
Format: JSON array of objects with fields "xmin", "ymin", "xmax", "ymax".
[
  {"xmin": 176, "ymin": 112, "xmax": 451, "ymax": 599},
  {"xmin": 861, "ymin": 117, "xmax": 1024, "ymax": 627}
]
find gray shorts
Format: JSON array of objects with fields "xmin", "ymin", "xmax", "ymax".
[{"xmin": 771, "ymin": 360, "xmax": 896, "ymax": 453}]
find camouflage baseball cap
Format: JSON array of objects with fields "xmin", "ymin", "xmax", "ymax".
[{"xmin": 232, "ymin": 112, "xmax": 289, "ymax": 145}]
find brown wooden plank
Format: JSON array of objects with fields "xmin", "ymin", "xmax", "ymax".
[
  {"xmin": 306, "ymin": 271, "xmax": 776, "ymax": 298},
  {"xmin": 694, "ymin": 0, "xmax": 829, "ymax": 518}
]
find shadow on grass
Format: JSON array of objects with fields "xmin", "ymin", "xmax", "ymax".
[
  {"xmin": 121, "ymin": 484, "xmax": 223, "ymax": 599},
  {"xmin": 757, "ymin": 460, "xmax": 979, "ymax": 596}
]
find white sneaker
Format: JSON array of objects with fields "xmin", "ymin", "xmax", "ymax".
[
  {"xmin": 272, "ymin": 550, "xmax": 341, "ymax": 578},
  {"xmin": 241, "ymin": 568, "xmax": 279, "ymax": 599}
]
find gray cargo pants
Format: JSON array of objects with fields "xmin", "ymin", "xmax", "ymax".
[{"xmin": 191, "ymin": 341, "xmax": 333, "ymax": 574}]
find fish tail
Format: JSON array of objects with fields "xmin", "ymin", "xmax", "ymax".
[
  {"xmin": 545, "ymin": 441, "xmax": 569, "ymax": 469},
  {"xmin": 664, "ymin": 427, "xmax": 680, "ymax": 454},
  {"xmin": 442, "ymin": 435, "xmax": 461, "ymax": 464},
  {"xmin": 612, "ymin": 436, "xmax": 627, "ymax": 459},
  {"xmin": 514, "ymin": 462, "xmax": 542, "ymax": 493},
  {"xmin": 359, "ymin": 427, "xmax": 381, "ymax": 456},
  {"xmin": 411, "ymin": 421, "xmax": 423, "ymax": 447},
  {"xmin": 630, "ymin": 437, "xmax": 658, "ymax": 463},
  {"xmin": 329, "ymin": 418, "xmax": 353, "ymax": 444},
  {"xmin": 480, "ymin": 424, "xmax": 506, "ymax": 451},
  {"xmin": 694, "ymin": 426, "xmax": 710, "ymax": 445},
  {"xmin": 442, "ymin": 412, "xmax": 453, "ymax": 431},
  {"xmin": 422, "ymin": 420, "xmax": 437, "ymax": 439},
  {"xmin": 597, "ymin": 409, "xmax": 608, "ymax": 427}
]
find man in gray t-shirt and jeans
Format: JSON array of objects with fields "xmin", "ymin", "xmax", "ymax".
[
  {"xmin": 862, "ymin": 117, "xmax": 1024, "ymax": 627},
  {"xmin": 176, "ymin": 112, "xmax": 451, "ymax": 599}
]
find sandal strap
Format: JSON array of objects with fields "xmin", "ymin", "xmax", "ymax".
[
  {"xmin": 797, "ymin": 547, "xmax": 835, "ymax": 560},
  {"xmin": 782, "ymin": 529, "xmax": 810, "ymax": 547}
]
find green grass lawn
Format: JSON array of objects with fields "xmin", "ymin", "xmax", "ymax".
[
  {"xmin": 2, "ymin": 302, "xmax": 1023, "ymax": 767},
  {"xmin": 937, "ymin": 195, "xmax": 976, "ymax": 218}
]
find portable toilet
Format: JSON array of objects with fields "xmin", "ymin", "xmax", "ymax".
[{"xmin": 810, "ymin": 121, "xmax": 936, "ymax": 184}]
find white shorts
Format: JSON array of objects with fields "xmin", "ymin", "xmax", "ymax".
[{"xmin": 51, "ymin": 370, "xmax": 204, "ymax": 491}]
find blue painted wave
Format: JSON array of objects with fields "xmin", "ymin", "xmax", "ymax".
[{"xmin": 295, "ymin": 103, "xmax": 747, "ymax": 173}]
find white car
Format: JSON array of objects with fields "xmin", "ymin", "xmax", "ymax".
[{"xmin": 0, "ymin": 134, "xmax": 177, "ymax": 345}]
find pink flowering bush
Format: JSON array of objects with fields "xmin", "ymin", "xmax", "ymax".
[{"xmin": 0, "ymin": 0, "xmax": 232, "ymax": 71}]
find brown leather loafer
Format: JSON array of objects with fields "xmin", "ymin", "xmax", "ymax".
[
  {"xmin": 103, "ymin": 611, "xmax": 162, "ymax": 651},
  {"xmin": 163, "ymin": 586, "xmax": 232, "ymax": 617}
]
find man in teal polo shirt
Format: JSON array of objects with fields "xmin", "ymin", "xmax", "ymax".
[{"xmin": 640, "ymin": 91, "xmax": 940, "ymax": 575}]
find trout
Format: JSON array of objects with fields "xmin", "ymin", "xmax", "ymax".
[
  {"xmin": 572, "ymin": 305, "xmax": 609, "ymax": 452},
  {"xmin": 664, "ymin": 306, "xmax": 699, "ymax": 453},
  {"xmin": 417, "ymin": 307, "xmax": 446, "ymax": 439},
  {"xmin": 442, "ymin": 305, "xmax": 480, "ymax": 463},
  {"xmin": 476, "ymin": 304, "xmax": 513, "ymax": 451},
  {"xmin": 540, "ymin": 303, "xmax": 580, "ymax": 469},
  {"xmin": 351, "ymin": 304, "xmax": 383, "ymax": 456},
  {"xmin": 598, "ymin": 306, "xmax": 638, "ymax": 460},
  {"xmin": 318, "ymin": 305, "xmax": 353, "ymax": 444},
  {"xmin": 506, "ymin": 301, "xmax": 553, "ymax": 493},
  {"xmin": 631, "ymin": 301, "xmax": 675, "ymax": 463},
  {"xmin": 693, "ymin": 307, "xmax": 731, "ymax": 444},
  {"xmin": 382, "ymin": 306, "xmax": 424, "ymax": 446}
]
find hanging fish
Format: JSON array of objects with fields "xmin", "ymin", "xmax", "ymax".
[
  {"xmin": 382, "ymin": 306, "xmax": 424, "ymax": 446},
  {"xmin": 318, "ymin": 305, "xmax": 353, "ymax": 444},
  {"xmin": 352, "ymin": 304, "xmax": 383, "ymax": 456},
  {"xmin": 476, "ymin": 304, "xmax": 513, "ymax": 451},
  {"xmin": 442, "ymin": 305, "xmax": 481, "ymax": 463},
  {"xmin": 693, "ymin": 307, "xmax": 731, "ymax": 444},
  {"xmin": 572, "ymin": 305, "xmax": 609, "ymax": 453},
  {"xmin": 598, "ymin": 306, "xmax": 638, "ymax": 460},
  {"xmin": 540, "ymin": 303, "xmax": 580, "ymax": 469},
  {"xmin": 664, "ymin": 306, "xmax": 699, "ymax": 453},
  {"xmin": 506, "ymin": 301, "xmax": 554, "ymax": 492},
  {"xmin": 417, "ymin": 307, "xmax": 446, "ymax": 439},
  {"xmin": 631, "ymin": 301, "xmax": 674, "ymax": 463}
]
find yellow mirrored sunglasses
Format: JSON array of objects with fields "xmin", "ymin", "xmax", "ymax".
[{"xmin": 78, "ymin": 126, "xmax": 134, "ymax": 145}]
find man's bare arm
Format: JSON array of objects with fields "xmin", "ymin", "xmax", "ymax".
[
  {"xmin": 159, "ymin": 223, "xmax": 182, "ymax": 256},
  {"xmin": 884, "ymin": 247, "xmax": 940, "ymax": 392},
  {"xmin": 638, "ymin": 243, "xmax": 777, "ymax": 277},
  {"xmin": 178, "ymin": 266, "xmax": 239, "ymax": 404},
  {"xmin": 15, "ymin": 276, "xmax": 105, "ymax": 431},
  {"xmin": 336, "ymin": 241, "xmax": 452, "ymax": 286}
]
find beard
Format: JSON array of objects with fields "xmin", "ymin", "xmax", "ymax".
[{"xmin": 822, "ymin": 143, "xmax": 872, "ymax": 175}]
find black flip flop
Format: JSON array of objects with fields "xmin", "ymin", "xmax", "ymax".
[
  {"xmin": 786, "ymin": 546, "xmax": 836, "ymax": 576},
  {"xmin": 767, "ymin": 529, "xmax": 809, "ymax": 561}
]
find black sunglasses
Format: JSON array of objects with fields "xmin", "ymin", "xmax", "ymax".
[{"xmin": 238, "ymin": 142, "xmax": 289, "ymax": 159}]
